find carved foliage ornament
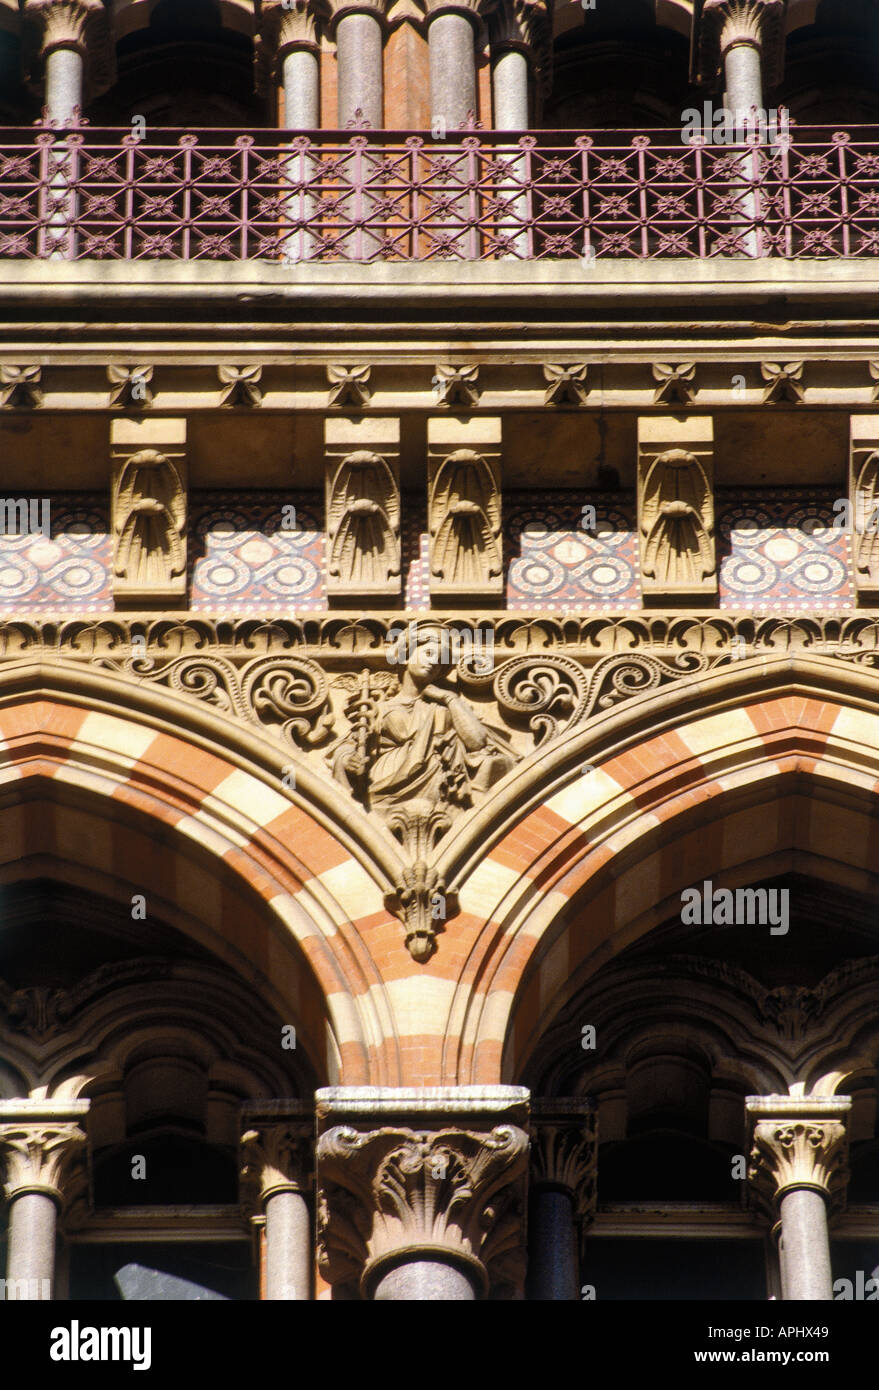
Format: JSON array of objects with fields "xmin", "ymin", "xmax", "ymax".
[
  {"xmin": 112, "ymin": 448, "xmax": 186, "ymax": 603},
  {"xmin": 428, "ymin": 448, "xmax": 502, "ymax": 595},
  {"xmin": 0, "ymin": 1122, "xmax": 87, "ymax": 1201},
  {"xmin": 23, "ymin": 0, "xmax": 116, "ymax": 99},
  {"xmin": 697, "ymin": 1, "xmax": 786, "ymax": 87},
  {"xmin": 653, "ymin": 361, "xmax": 695, "ymax": 407},
  {"xmin": 543, "ymin": 362, "xmax": 590, "ymax": 407},
  {"xmin": 0, "ymin": 364, "xmax": 42, "ymax": 409},
  {"xmin": 317, "ymin": 1122, "xmax": 529, "ymax": 1298},
  {"xmin": 639, "ymin": 448, "xmax": 716, "ymax": 596},
  {"xmin": 327, "ymin": 364, "xmax": 372, "ymax": 408},
  {"xmin": 762, "ymin": 360, "xmax": 804, "ymax": 405},
  {"xmin": 240, "ymin": 1124, "xmax": 313, "ymax": 1204},
  {"xmin": 218, "ymin": 364, "xmax": 263, "ymax": 408},
  {"xmin": 327, "ymin": 450, "xmax": 401, "ymax": 595},
  {"xmin": 433, "ymin": 364, "xmax": 480, "ymax": 408},
  {"xmin": 852, "ymin": 447, "xmax": 879, "ymax": 596},
  {"xmin": 749, "ymin": 1119, "xmax": 849, "ymax": 1210},
  {"xmin": 255, "ymin": 0, "xmax": 325, "ymax": 93},
  {"xmin": 107, "ymin": 364, "xmax": 153, "ymax": 409}
]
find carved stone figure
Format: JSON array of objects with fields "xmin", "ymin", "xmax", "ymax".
[{"xmin": 331, "ymin": 625, "xmax": 514, "ymax": 816}]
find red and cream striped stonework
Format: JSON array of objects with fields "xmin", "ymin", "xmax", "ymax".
[{"xmin": 3, "ymin": 658, "xmax": 879, "ymax": 1090}]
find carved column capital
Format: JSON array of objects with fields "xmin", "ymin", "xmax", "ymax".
[
  {"xmin": 316, "ymin": 1087, "xmax": 530, "ymax": 1298},
  {"xmin": 530, "ymin": 1098, "xmax": 598, "ymax": 1228},
  {"xmin": 240, "ymin": 1103, "xmax": 313, "ymax": 1207},
  {"xmin": 255, "ymin": 0, "xmax": 326, "ymax": 91},
  {"xmin": 695, "ymin": 0, "xmax": 786, "ymax": 87},
  {"xmin": 326, "ymin": 0, "xmax": 389, "ymax": 34},
  {"xmin": 747, "ymin": 1096, "xmax": 851, "ymax": 1217},
  {"xmin": 0, "ymin": 1101, "xmax": 89, "ymax": 1207},
  {"xmin": 23, "ymin": 0, "xmax": 115, "ymax": 100}
]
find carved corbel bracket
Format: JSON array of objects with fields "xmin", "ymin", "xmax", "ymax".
[
  {"xmin": 325, "ymin": 418, "xmax": 402, "ymax": 601},
  {"xmin": 218, "ymin": 364, "xmax": 264, "ymax": 408},
  {"xmin": 427, "ymin": 417, "xmax": 503, "ymax": 599},
  {"xmin": 637, "ymin": 416, "xmax": 716, "ymax": 602},
  {"xmin": 107, "ymin": 365, "xmax": 154, "ymax": 410},
  {"xmin": 762, "ymin": 360, "xmax": 804, "ymax": 405},
  {"xmin": 110, "ymin": 418, "xmax": 187, "ymax": 608}
]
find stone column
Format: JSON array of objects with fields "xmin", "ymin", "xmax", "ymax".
[
  {"xmin": 330, "ymin": 1, "xmax": 385, "ymax": 129},
  {"xmin": 489, "ymin": 0, "xmax": 550, "ymax": 129},
  {"xmin": 241, "ymin": 1103, "xmax": 313, "ymax": 1301},
  {"xmin": 747, "ymin": 1096, "xmax": 850, "ymax": 1302},
  {"xmin": 695, "ymin": 1, "xmax": 785, "ymax": 256},
  {"xmin": 23, "ymin": 0, "xmax": 115, "ymax": 258},
  {"xmin": 256, "ymin": 0, "xmax": 323, "ymax": 260},
  {"xmin": 528, "ymin": 1099, "xmax": 597, "ymax": 1301},
  {"xmin": 0, "ymin": 1100, "xmax": 89, "ymax": 1300},
  {"xmin": 316, "ymin": 1087, "xmax": 530, "ymax": 1300},
  {"xmin": 426, "ymin": 0, "xmax": 482, "ymax": 131}
]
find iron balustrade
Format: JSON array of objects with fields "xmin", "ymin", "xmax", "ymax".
[{"xmin": 0, "ymin": 126, "xmax": 877, "ymax": 261}]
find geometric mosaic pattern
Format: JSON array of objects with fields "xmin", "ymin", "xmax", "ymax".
[
  {"xmin": 505, "ymin": 492, "xmax": 639, "ymax": 610},
  {"xmin": 0, "ymin": 494, "xmax": 111, "ymax": 613},
  {"xmin": 0, "ymin": 487, "xmax": 857, "ymax": 613},
  {"xmin": 190, "ymin": 491, "xmax": 324, "ymax": 612},
  {"xmin": 716, "ymin": 489, "xmax": 852, "ymax": 611}
]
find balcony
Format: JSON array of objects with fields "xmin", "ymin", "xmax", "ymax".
[{"xmin": 0, "ymin": 126, "xmax": 878, "ymax": 263}]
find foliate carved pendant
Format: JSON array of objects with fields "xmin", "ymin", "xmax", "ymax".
[
  {"xmin": 111, "ymin": 447, "xmax": 187, "ymax": 606},
  {"xmin": 325, "ymin": 419, "xmax": 402, "ymax": 599},
  {"xmin": 428, "ymin": 419, "xmax": 502, "ymax": 599},
  {"xmin": 637, "ymin": 418, "xmax": 716, "ymax": 600}
]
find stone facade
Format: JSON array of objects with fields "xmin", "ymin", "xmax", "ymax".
[{"xmin": 1, "ymin": 0, "xmax": 878, "ymax": 1304}]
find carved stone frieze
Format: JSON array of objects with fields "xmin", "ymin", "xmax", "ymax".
[
  {"xmin": 317, "ymin": 1121, "xmax": 529, "ymax": 1298},
  {"xmin": 637, "ymin": 418, "xmax": 716, "ymax": 600},
  {"xmin": 111, "ymin": 421, "xmax": 187, "ymax": 607},
  {"xmin": 427, "ymin": 419, "xmax": 503, "ymax": 599},
  {"xmin": 325, "ymin": 419, "xmax": 401, "ymax": 599},
  {"xmin": 432, "ymin": 364, "xmax": 480, "ymax": 408}
]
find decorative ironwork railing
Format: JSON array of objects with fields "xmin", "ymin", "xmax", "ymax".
[{"xmin": 0, "ymin": 127, "xmax": 877, "ymax": 262}]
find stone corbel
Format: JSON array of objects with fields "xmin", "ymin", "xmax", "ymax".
[
  {"xmin": 694, "ymin": 0, "xmax": 786, "ymax": 89},
  {"xmin": 762, "ymin": 360, "xmax": 804, "ymax": 404},
  {"xmin": 23, "ymin": 0, "xmax": 116, "ymax": 105},
  {"xmin": 107, "ymin": 365, "xmax": 154, "ymax": 410},
  {"xmin": 427, "ymin": 416, "xmax": 503, "ymax": 600},
  {"xmin": 0, "ymin": 365, "xmax": 43, "ymax": 409},
  {"xmin": 849, "ymin": 416, "xmax": 879, "ymax": 604},
  {"xmin": 316, "ymin": 1087, "xmax": 530, "ymax": 1300},
  {"xmin": 110, "ymin": 418, "xmax": 187, "ymax": 608},
  {"xmin": 325, "ymin": 417, "xmax": 402, "ymax": 601},
  {"xmin": 637, "ymin": 416, "xmax": 716, "ymax": 602}
]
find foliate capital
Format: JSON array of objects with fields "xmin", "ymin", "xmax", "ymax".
[
  {"xmin": 255, "ymin": 0, "xmax": 326, "ymax": 90},
  {"xmin": 316, "ymin": 1087, "xmax": 530, "ymax": 1299},
  {"xmin": 318, "ymin": 1123, "xmax": 529, "ymax": 1297},
  {"xmin": 747, "ymin": 1096, "xmax": 851, "ymax": 1216},
  {"xmin": 240, "ymin": 1106, "xmax": 312, "ymax": 1206},
  {"xmin": 530, "ymin": 1098, "xmax": 598, "ymax": 1227},
  {"xmin": 23, "ymin": 0, "xmax": 115, "ymax": 99},
  {"xmin": 0, "ymin": 1102, "xmax": 90, "ymax": 1205},
  {"xmin": 695, "ymin": 0, "xmax": 786, "ymax": 88}
]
